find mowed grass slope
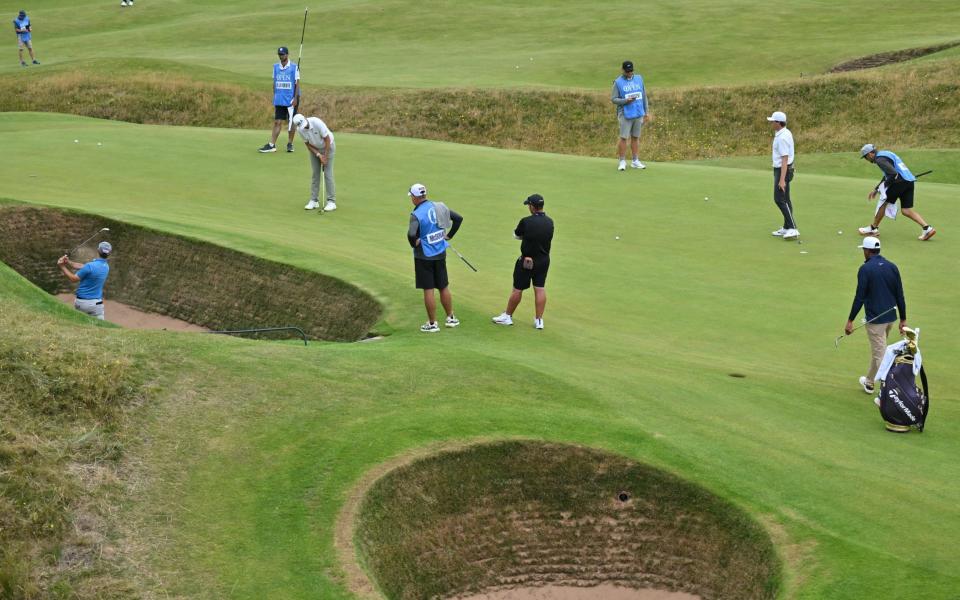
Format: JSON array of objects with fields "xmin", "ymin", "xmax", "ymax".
[
  {"xmin": 4, "ymin": 0, "xmax": 959, "ymax": 89},
  {"xmin": 2, "ymin": 112, "xmax": 959, "ymax": 598}
]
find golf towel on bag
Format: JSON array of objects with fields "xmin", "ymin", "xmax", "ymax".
[{"xmin": 878, "ymin": 358, "xmax": 928, "ymax": 433}]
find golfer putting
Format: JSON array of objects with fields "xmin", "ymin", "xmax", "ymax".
[
  {"xmin": 492, "ymin": 194, "xmax": 554, "ymax": 330},
  {"xmin": 292, "ymin": 114, "xmax": 336, "ymax": 212},
  {"xmin": 57, "ymin": 241, "xmax": 113, "ymax": 320},
  {"xmin": 858, "ymin": 144, "xmax": 936, "ymax": 241},
  {"xmin": 407, "ymin": 183, "xmax": 463, "ymax": 333}
]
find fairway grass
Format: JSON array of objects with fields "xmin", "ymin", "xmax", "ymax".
[{"xmin": 2, "ymin": 113, "xmax": 959, "ymax": 599}]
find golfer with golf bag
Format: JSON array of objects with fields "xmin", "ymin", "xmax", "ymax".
[
  {"xmin": 844, "ymin": 236, "xmax": 906, "ymax": 396},
  {"xmin": 407, "ymin": 183, "xmax": 463, "ymax": 333},
  {"xmin": 57, "ymin": 240, "xmax": 113, "ymax": 320}
]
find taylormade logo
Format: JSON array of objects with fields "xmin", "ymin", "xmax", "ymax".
[{"xmin": 889, "ymin": 389, "xmax": 916, "ymax": 422}]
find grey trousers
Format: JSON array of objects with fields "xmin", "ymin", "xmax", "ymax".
[{"xmin": 309, "ymin": 143, "xmax": 336, "ymax": 203}]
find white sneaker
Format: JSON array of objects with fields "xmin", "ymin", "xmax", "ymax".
[
  {"xmin": 323, "ymin": 201, "xmax": 337, "ymax": 212},
  {"xmin": 919, "ymin": 227, "xmax": 936, "ymax": 241},
  {"xmin": 858, "ymin": 376, "xmax": 875, "ymax": 395},
  {"xmin": 420, "ymin": 322, "xmax": 440, "ymax": 333},
  {"xmin": 782, "ymin": 228, "xmax": 799, "ymax": 240},
  {"xmin": 874, "ymin": 396, "xmax": 881, "ymax": 408},
  {"xmin": 492, "ymin": 313, "xmax": 513, "ymax": 326},
  {"xmin": 304, "ymin": 200, "xmax": 320, "ymax": 210},
  {"xmin": 617, "ymin": 160, "xmax": 626, "ymax": 171},
  {"xmin": 771, "ymin": 228, "xmax": 787, "ymax": 237},
  {"xmin": 445, "ymin": 315, "xmax": 460, "ymax": 328},
  {"xmin": 858, "ymin": 225, "xmax": 879, "ymax": 236},
  {"xmin": 534, "ymin": 318, "xmax": 544, "ymax": 330},
  {"xmin": 631, "ymin": 159, "xmax": 646, "ymax": 169},
  {"xmin": 120, "ymin": 0, "xmax": 128, "ymax": 5}
]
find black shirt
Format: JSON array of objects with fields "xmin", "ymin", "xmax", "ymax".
[{"xmin": 515, "ymin": 212, "xmax": 554, "ymax": 258}]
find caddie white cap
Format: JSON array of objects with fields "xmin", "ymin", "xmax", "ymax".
[
  {"xmin": 292, "ymin": 114, "xmax": 307, "ymax": 129},
  {"xmin": 858, "ymin": 236, "xmax": 881, "ymax": 250},
  {"xmin": 766, "ymin": 111, "xmax": 787, "ymax": 122},
  {"xmin": 408, "ymin": 183, "xmax": 427, "ymax": 198}
]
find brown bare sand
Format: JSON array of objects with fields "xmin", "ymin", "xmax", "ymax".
[
  {"xmin": 456, "ymin": 585, "xmax": 700, "ymax": 600},
  {"xmin": 56, "ymin": 294, "xmax": 207, "ymax": 332}
]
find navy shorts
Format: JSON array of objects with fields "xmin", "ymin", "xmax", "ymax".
[
  {"xmin": 885, "ymin": 179, "xmax": 915, "ymax": 209},
  {"xmin": 274, "ymin": 105, "xmax": 297, "ymax": 121},
  {"xmin": 512, "ymin": 257, "xmax": 549, "ymax": 290},
  {"xmin": 415, "ymin": 258, "xmax": 449, "ymax": 290}
]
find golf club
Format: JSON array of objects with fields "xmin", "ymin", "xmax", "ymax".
[
  {"xmin": 66, "ymin": 227, "xmax": 109, "ymax": 257},
  {"xmin": 449, "ymin": 245, "xmax": 478, "ymax": 272},
  {"xmin": 834, "ymin": 305, "xmax": 897, "ymax": 348},
  {"xmin": 914, "ymin": 170, "xmax": 933, "ymax": 178},
  {"xmin": 782, "ymin": 201, "xmax": 800, "ymax": 244},
  {"xmin": 319, "ymin": 157, "xmax": 326, "ymax": 214},
  {"xmin": 297, "ymin": 8, "xmax": 308, "ymax": 72}
]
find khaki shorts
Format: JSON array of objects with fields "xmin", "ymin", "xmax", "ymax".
[
  {"xmin": 618, "ymin": 114, "xmax": 643, "ymax": 139},
  {"xmin": 74, "ymin": 298, "xmax": 105, "ymax": 320}
]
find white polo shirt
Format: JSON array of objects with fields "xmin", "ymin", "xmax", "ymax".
[
  {"xmin": 772, "ymin": 127, "xmax": 794, "ymax": 168},
  {"xmin": 296, "ymin": 117, "xmax": 334, "ymax": 148}
]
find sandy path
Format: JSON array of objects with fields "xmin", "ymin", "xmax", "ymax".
[
  {"xmin": 56, "ymin": 294, "xmax": 208, "ymax": 332},
  {"xmin": 456, "ymin": 585, "xmax": 700, "ymax": 600}
]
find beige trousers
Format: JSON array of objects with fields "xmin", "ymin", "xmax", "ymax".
[{"xmin": 865, "ymin": 322, "xmax": 893, "ymax": 381}]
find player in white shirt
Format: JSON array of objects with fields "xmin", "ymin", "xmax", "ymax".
[
  {"xmin": 292, "ymin": 114, "xmax": 336, "ymax": 212},
  {"xmin": 767, "ymin": 110, "xmax": 798, "ymax": 240}
]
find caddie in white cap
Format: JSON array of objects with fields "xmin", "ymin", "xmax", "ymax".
[
  {"xmin": 857, "ymin": 143, "xmax": 935, "ymax": 241},
  {"xmin": 292, "ymin": 113, "xmax": 337, "ymax": 212},
  {"xmin": 767, "ymin": 110, "xmax": 798, "ymax": 240},
  {"xmin": 844, "ymin": 234, "xmax": 907, "ymax": 397},
  {"xmin": 57, "ymin": 240, "xmax": 113, "ymax": 321}
]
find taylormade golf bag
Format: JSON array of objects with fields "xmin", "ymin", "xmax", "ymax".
[{"xmin": 877, "ymin": 330, "xmax": 928, "ymax": 433}]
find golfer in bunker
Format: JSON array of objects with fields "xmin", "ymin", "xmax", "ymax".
[{"xmin": 57, "ymin": 241, "xmax": 112, "ymax": 320}]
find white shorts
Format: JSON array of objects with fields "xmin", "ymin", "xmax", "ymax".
[{"xmin": 74, "ymin": 298, "xmax": 105, "ymax": 320}]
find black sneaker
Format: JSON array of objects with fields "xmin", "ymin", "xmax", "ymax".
[
  {"xmin": 21, "ymin": 61, "xmax": 27, "ymax": 67},
  {"xmin": 258, "ymin": 143, "xmax": 276, "ymax": 153},
  {"xmin": 286, "ymin": 143, "xmax": 294, "ymax": 153},
  {"xmin": 32, "ymin": 60, "xmax": 40, "ymax": 65}
]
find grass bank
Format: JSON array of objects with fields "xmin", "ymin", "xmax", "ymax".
[
  {"xmin": 0, "ymin": 264, "xmax": 154, "ymax": 599},
  {"xmin": 3, "ymin": 58, "xmax": 957, "ymax": 161}
]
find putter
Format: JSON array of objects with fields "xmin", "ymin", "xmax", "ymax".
[
  {"xmin": 66, "ymin": 227, "xmax": 109, "ymax": 257},
  {"xmin": 835, "ymin": 305, "xmax": 897, "ymax": 348},
  {"xmin": 782, "ymin": 201, "xmax": 800, "ymax": 244},
  {"xmin": 319, "ymin": 160, "xmax": 326, "ymax": 214},
  {"xmin": 449, "ymin": 245, "xmax": 477, "ymax": 272}
]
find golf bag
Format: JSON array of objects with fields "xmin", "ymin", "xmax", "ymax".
[{"xmin": 877, "ymin": 333, "xmax": 928, "ymax": 433}]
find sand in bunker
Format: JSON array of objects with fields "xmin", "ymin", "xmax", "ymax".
[
  {"xmin": 56, "ymin": 294, "xmax": 208, "ymax": 332},
  {"xmin": 457, "ymin": 585, "xmax": 700, "ymax": 600}
]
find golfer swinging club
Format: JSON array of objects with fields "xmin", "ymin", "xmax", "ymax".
[
  {"xmin": 407, "ymin": 183, "xmax": 463, "ymax": 333},
  {"xmin": 57, "ymin": 241, "xmax": 113, "ymax": 320}
]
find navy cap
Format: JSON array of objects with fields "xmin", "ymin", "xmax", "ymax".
[
  {"xmin": 18, "ymin": 10, "xmax": 26, "ymax": 17},
  {"xmin": 523, "ymin": 194, "xmax": 544, "ymax": 207},
  {"xmin": 622, "ymin": 60, "xmax": 634, "ymax": 71},
  {"xmin": 277, "ymin": 46, "xmax": 289, "ymax": 55}
]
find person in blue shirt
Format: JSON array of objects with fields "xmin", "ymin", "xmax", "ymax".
[
  {"xmin": 610, "ymin": 60, "xmax": 650, "ymax": 171},
  {"xmin": 258, "ymin": 46, "xmax": 300, "ymax": 153},
  {"xmin": 858, "ymin": 144, "xmax": 935, "ymax": 241},
  {"xmin": 844, "ymin": 236, "xmax": 907, "ymax": 395},
  {"xmin": 57, "ymin": 241, "xmax": 112, "ymax": 320},
  {"xmin": 13, "ymin": 10, "xmax": 39, "ymax": 67},
  {"xmin": 406, "ymin": 183, "xmax": 463, "ymax": 333}
]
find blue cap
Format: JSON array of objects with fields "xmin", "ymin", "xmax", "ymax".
[{"xmin": 277, "ymin": 46, "xmax": 289, "ymax": 55}]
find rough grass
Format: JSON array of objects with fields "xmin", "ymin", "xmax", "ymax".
[
  {"xmin": 355, "ymin": 441, "xmax": 780, "ymax": 600},
  {"xmin": 0, "ymin": 206, "xmax": 382, "ymax": 342},
  {"xmin": 0, "ymin": 270, "xmax": 152, "ymax": 599},
  {"xmin": 1, "ymin": 59, "xmax": 957, "ymax": 161}
]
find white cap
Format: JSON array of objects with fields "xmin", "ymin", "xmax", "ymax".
[
  {"xmin": 408, "ymin": 183, "xmax": 427, "ymax": 198},
  {"xmin": 766, "ymin": 111, "xmax": 787, "ymax": 122},
  {"xmin": 292, "ymin": 114, "xmax": 307, "ymax": 129},
  {"xmin": 98, "ymin": 241, "xmax": 113, "ymax": 255},
  {"xmin": 858, "ymin": 236, "xmax": 881, "ymax": 250}
]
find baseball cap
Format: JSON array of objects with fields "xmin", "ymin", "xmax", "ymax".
[
  {"xmin": 98, "ymin": 241, "xmax": 113, "ymax": 255},
  {"xmin": 292, "ymin": 114, "xmax": 307, "ymax": 129},
  {"xmin": 523, "ymin": 193, "xmax": 545, "ymax": 207},
  {"xmin": 858, "ymin": 236, "xmax": 881, "ymax": 250},
  {"xmin": 409, "ymin": 183, "xmax": 427, "ymax": 198},
  {"xmin": 860, "ymin": 143, "xmax": 876, "ymax": 158},
  {"xmin": 18, "ymin": 10, "xmax": 26, "ymax": 17},
  {"xmin": 277, "ymin": 46, "xmax": 289, "ymax": 55},
  {"xmin": 622, "ymin": 60, "xmax": 634, "ymax": 71},
  {"xmin": 766, "ymin": 111, "xmax": 787, "ymax": 122}
]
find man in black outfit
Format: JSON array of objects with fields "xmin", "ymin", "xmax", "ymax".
[{"xmin": 492, "ymin": 194, "xmax": 555, "ymax": 330}]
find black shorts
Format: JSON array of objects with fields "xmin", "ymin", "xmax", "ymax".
[
  {"xmin": 274, "ymin": 105, "xmax": 297, "ymax": 121},
  {"xmin": 512, "ymin": 257, "xmax": 549, "ymax": 290},
  {"xmin": 414, "ymin": 258, "xmax": 449, "ymax": 290},
  {"xmin": 885, "ymin": 179, "xmax": 915, "ymax": 209}
]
